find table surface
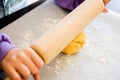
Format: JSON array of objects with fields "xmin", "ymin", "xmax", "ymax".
[
  {"xmin": 1, "ymin": 0, "xmax": 120, "ymax": 80},
  {"xmin": 106, "ymin": 0, "xmax": 120, "ymax": 14}
]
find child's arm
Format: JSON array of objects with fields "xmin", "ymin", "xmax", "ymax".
[{"xmin": 0, "ymin": 33, "xmax": 44, "ymax": 80}]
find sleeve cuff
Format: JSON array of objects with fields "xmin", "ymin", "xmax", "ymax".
[{"xmin": 0, "ymin": 41, "xmax": 16, "ymax": 61}]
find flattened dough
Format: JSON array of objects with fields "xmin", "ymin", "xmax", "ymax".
[{"xmin": 62, "ymin": 32, "xmax": 86, "ymax": 55}]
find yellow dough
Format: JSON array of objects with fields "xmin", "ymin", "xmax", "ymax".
[{"xmin": 62, "ymin": 32, "xmax": 86, "ymax": 55}]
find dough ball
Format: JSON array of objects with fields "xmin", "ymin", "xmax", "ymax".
[
  {"xmin": 62, "ymin": 42, "xmax": 81, "ymax": 55},
  {"xmin": 62, "ymin": 32, "xmax": 86, "ymax": 55},
  {"xmin": 72, "ymin": 32, "xmax": 86, "ymax": 47}
]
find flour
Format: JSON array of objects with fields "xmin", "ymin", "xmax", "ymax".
[
  {"xmin": 39, "ymin": 13, "xmax": 120, "ymax": 80},
  {"xmin": 20, "ymin": 30, "xmax": 34, "ymax": 47},
  {"xmin": 20, "ymin": 18, "xmax": 60, "ymax": 47}
]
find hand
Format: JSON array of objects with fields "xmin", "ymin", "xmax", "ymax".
[
  {"xmin": 102, "ymin": 0, "xmax": 111, "ymax": 12},
  {"xmin": 1, "ymin": 48, "xmax": 44, "ymax": 80}
]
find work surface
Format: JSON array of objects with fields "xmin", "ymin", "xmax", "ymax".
[{"xmin": 1, "ymin": 0, "xmax": 120, "ymax": 80}]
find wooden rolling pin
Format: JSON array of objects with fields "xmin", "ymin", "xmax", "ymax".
[{"xmin": 31, "ymin": 0, "xmax": 104, "ymax": 64}]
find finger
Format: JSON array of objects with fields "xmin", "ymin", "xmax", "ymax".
[
  {"xmin": 3, "ymin": 64, "xmax": 21, "ymax": 80},
  {"xmin": 33, "ymin": 73, "xmax": 40, "ymax": 80},
  {"xmin": 30, "ymin": 49, "xmax": 44, "ymax": 69},
  {"xmin": 103, "ymin": 0, "xmax": 110, "ymax": 6},
  {"xmin": 22, "ymin": 56, "xmax": 39, "ymax": 75},
  {"xmin": 16, "ymin": 49, "xmax": 39, "ymax": 75},
  {"xmin": 14, "ymin": 61, "xmax": 31, "ymax": 80},
  {"xmin": 103, "ymin": 8, "xmax": 108, "ymax": 13}
]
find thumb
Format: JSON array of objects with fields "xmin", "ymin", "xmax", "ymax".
[
  {"xmin": 33, "ymin": 73, "xmax": 40, "ymax": 80},
  {"xmin": 103, "ymin": 0, "xmax": 110, "ymax": 6},
  {"xmin": 103, "ymin": 8, "xmax": 108, "ymax": 13}
]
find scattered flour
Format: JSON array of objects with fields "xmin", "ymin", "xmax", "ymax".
[
  {"xmin": 19, "ymin": 16, "xmax": 120, "ymax": 80},
  {"xmin": 20, "ymin": 18, "xmax": 60, "ymax": 47},
  {"xmin": 39, "ymin": 15, "xmax": 120, "ymax": 80}
]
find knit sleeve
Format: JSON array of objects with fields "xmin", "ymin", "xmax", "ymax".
[
  {"xmin": 55, "ymin": 0, "xmax": 84, "ymax": 11},
  {"xmin": 0, "ymin": 32, "xmax": 15, "ymax": 61}
]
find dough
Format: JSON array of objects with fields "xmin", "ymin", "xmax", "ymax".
[{"xmin": 62, "ymin": 32, "xmax": 86, "ymax": 55}]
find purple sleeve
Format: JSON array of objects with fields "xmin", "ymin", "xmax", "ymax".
[
  {"xmin": 55, "ymin": 0, "xmax": 85, "ymax": 11},
  {"xmin": 0, "ymin": 32, "xmax": 15, "ymax": 61}
]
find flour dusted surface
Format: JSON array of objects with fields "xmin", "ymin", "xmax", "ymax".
[{"xmin": 39, "ymin": 13, "xmax": 120, "ymax": 80}]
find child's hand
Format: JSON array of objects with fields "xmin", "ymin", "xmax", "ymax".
[
  {"xmin": 1, "ymin": 48, "xmax": 44, "ymax": 80},
  {"xmin": 103, "ymin": 0, "xmax": 111, "ymax": 12}
]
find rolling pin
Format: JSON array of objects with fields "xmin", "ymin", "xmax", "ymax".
[{"xmin": 31, "ymin": 0, "xmax": 104, "ymax": 64}]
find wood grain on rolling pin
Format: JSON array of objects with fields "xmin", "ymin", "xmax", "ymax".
[{"xmin": 31, "ymin": 0, "xmax": 104, "ymax": 64}]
